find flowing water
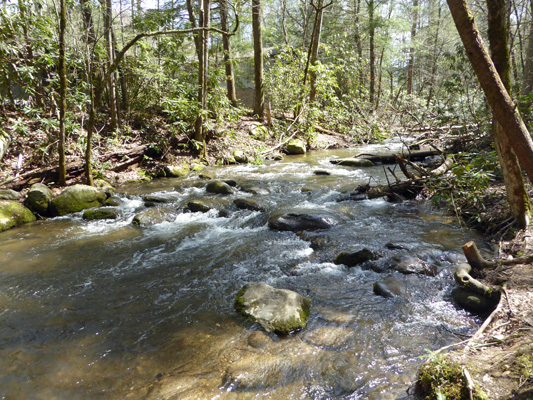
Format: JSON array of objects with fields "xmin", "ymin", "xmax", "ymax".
[{"xmin": 0, "ymin": 143, "xmax": 487, "ymax": 399}]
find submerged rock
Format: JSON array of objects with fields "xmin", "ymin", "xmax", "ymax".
[
  {"xmin": 83, "ymin": 208, "xmax": 119, "ymax": 220},
  {"xmin": 452, "ymin": 287, "xmax": 498, "ymax": 313},
  {"xmin": 234, "ymin": 282, "xmax": 311, "ymax": 334},
  {"xmin": 132, "ymin": 207, "xmax": 177, "ymax": 226},
  {"xmin": 0, "ymin": 200, "xmax": 36, "ymax": 232},
  {"xmin": 335, "ymin": 248, "xmax": 379, "ymax": 267},
  {"xmin": 206, "ymin": 180, "xmax": 234, "ymax": 195},
  {"xmin": 50, "ymin": 184, "xmax": 106, "ymax": 216},
  {"xmin": 26, "ymin": 183, "xmax": 53, "ymax": 215},
  {"xmin": 268, "ymin": 212, "xmax": 337, "ymax": 232},
  {"xmin": 286, "ymin": 139, "xmax": 306, "ymax": 155},
  {"xmin": 234, "ymin": 198, "xmax": 265, "ymax": 212},
  {"xmin": 373, "ymin": 276, "xmax": 407, "ymax": 298},
  {"xmin": 330, "ymin": 158, "xmax": 375, "ymax": 167}
]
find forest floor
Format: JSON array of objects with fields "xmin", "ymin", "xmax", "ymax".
[{"xmin": 1, "ymin": 110, "xmax": 533, "ymax": 398}]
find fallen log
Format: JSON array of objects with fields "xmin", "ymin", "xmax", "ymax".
[{"xmin": 354, "ymin": 149, "xmax": 440, "ymax": 164}]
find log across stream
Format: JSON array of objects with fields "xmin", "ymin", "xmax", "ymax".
[{"xmin": 0, "ymin": 143, "xmax": 488, "ymax": 399}]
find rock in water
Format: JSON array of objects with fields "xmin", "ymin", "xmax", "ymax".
[
  {"xmin": 0, "ymin": 200, "xmax": 36, "ymax": 232},
  {"xmin": 83, "ymin": 208, "xmax": 119, "ymax": 220},
  {"xmin": 233, "ymin": 198, "xmax": 265, "ymax": 212},
  {"xmin": 452, "ymin": 287, "xmax": 498, "ymax": 313},
  {"xmin": 26, "ymin": 183, "xmax": 53, "ymax": 215},
  {"xmin": 187, "ymin": 200, "xmax": 212, "ymax": 213},
  {"xmin": 286, "ymin": 139, "xmax": 306, "ymax": 154},
  {"xmin": 234, "ymin": 283, "xmax": 311, "ymax": 334},
  {"xmin": 268, "ymin": 212, "xmax": 337, "ymax": 232},
  {"xmin": 373, "ymin": 276, "xmax": 407, "ymax": 298},
  {"xmin": 206, "ymin": 180, "xmax": 234, "ymax": 195},
  {"xmin": 132, "ymin": 207, "xmax": 177, "ymax": 226},
  {"xmin": 330, "ymin": 158, "xmax": 375, "ymax": 167},
  {"xmin": 335, "ymin": 248, "xmax": 379, "ymax": 267},
  {"xmin": 164, "ymin": 164, "xmax": 190, "ymax": 178},
  {"xmin": 50, "ymin": 184, "xmax": 107, "ymax": 216}
]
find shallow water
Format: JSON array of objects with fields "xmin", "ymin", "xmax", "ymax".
[{"xmin": 0, "ymin": 142, "xmax": 487, "ymax": 399}]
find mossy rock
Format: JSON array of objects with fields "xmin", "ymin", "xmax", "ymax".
[
  {"xmin": 94, "ymin": 179, "xmax": 115, "ymax": 197},
  {"xmin": 452, "ymin": 287, "xmax": 498, "ymax": 313},
  {"xmin": 50, "ymin": 184, "xmax": 107, "ymax": 216},
  {"xmin": 104, "ymin": 196, "xmax": 122, "ymax": 207},
  {"xmin": 0, "ymin": 200, "xmax": 36, "ymax": 232},
  {"xmin": 233, "ymin": 150, "xmax": 248, "ymax": 163},
  {"xmin": 286, "ymin": 139, "xmax": 306, "ymax": 155},
  {"xmin": 206, "ymin": 180, "xmax": 234, "ymax": 195},
  {"xmin": 83, "ymin": 208, "xmax": 119, "ymax": 220},
  {"xmin": 164, "ymin": 164, "xmax": 190, "ymax": 178},
  {"xmin": 415, "ymin": 354, "xmax": 489, "ymax": 400},
  {"xmin": 187, "ymin": 200, "xmax": 212, "ymax": 213},
  {"xmin": 234, "ymin": 198, "xmax": 265, "ymax": 212},
  {"xmin": 234, "ymin": 282, "xmax": 311, "ymax": 335},
  {"xmin": 132, "ymin": 207, "xmax": 177, "ymax": 226},
  {"xmin": 26, "ymin": 183, "xmax": 53, "ymax": 215}
]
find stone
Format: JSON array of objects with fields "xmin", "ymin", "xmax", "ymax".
[
  {"xmin": 164, "ymin": 164, "xmax": 190, "ymax": 178},
  {"xmin": 389, "ymin": 256, "xmax": 437, "ymax": 276},
  {"xmin": 26, "ymin": 183, "xmax": 53, "ymax": 215},
  {"xmin": 234, "ymin": 282, "xmax": 311, "ymax": 334},
  {"xmin": 0, "ymin": 189, "xmax": 21, "ymax": 201},
  {"xmin": 452, "ymin": 287, "xmax": 498, "ymax": 313},
  {"xmin": 250, "ymin": 123, "xmax": 269, "ymax": 140},
  {"xmin": 335, "ymin": 248, "xmax": 379, "ymax": 267},
  {"xmin": 286, "ymin": 139, "xmax": 306, "ymax": 155},
  {"xmin": 187, "ymin": 200, "xmax": 212, "ymax": 213},
  {"xmin": 50, "ymin": 184, "xmax": 107, "ymax": 216},
  {"xmin": 241, "ymin": 185, "xmax": 270, "ymax": 195},
  {"xmin": 234, "ymin": 198, "xmax": 265, "ymax": 212},
  {"xmin": 143, "ymin": 195, "xmax": 173, "ymax": 207},
  {"xmin": 233, "ymin": 150, "xmax": 248, "ymax": 163},
  {"xmin": 0, "ymin": 200, "xmax": 36, "ymax": 232},
  {"xmin": 314, "ymin": 170, "xmax": 331, "ymax": 176},
  {"xmin": 373, "ymin": 276, "xmax": 407, "ymax": 298},
  {"xmin": 199, "ymin": 174, "xmax": 214, "ymax": 180},
  {"xmin": 94, "ymin": 179, "xmax": 115, "ymax": 198},
  {"xmin": 132, "ymin": 207, "xmax": 177, "ymax": 226},
  {"xmin": 330, "ymin": 158, "xmax": 375, "ymax": 167},
  {"xmin": 222, "ymin": 179, "xmax": 238, "ymax": 187},
  {"xmin": 191, "ymin": 163, "xmax": 205, "ymax": 172},
  {"xmin": 268, "ymin": 212, "xmax": 337, "ymax": 232},
  {"xmin": 83, "ymin": 208, "xmax": 119, "ymax": 220},
  {"xmin": 247, "ymin": 331, "xmax": 271, "ymax": 349},
  {"xmin": 104, "ymin": 196, "xmax": 122, "ymax": 206},
  {"xmin": 206, "ymin": 180, "xmax": 234, "ymax": 195}
]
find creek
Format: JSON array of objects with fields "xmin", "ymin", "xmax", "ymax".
[{"xmin": 0, "ymin": 142, "xmax": 486, "ymax": 399}]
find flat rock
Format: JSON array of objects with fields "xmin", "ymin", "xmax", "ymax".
[
  {"xmin": 268, "ymin": 212, "xmax": 337, "ymax": 232},
  {"xmin": 206, "ymin": 180, "xmax": 234, "ymax": 195},
  {"xmin": 0, "ymin": 189, "xmax": 21, "ymax": 201},
  {"xmin": 83, "ymin": 208, "xmax": 119, "ymax": 220},
  {"xmin": 187, "ymin": 200, "xmax": 212, "ymax": 213},
  {"xmin": 235, "ymin": 282, "xmax": 311, "ymax": 334},
  {"xmin": 132, "ymin": 207, "xmax": 177, "ymax": 226},
  {"xmin": 389, "ymin": 255, "xmax": 437, "ymax": 276},
  {"xmin": 330, "ymin": 158, "xmax": 375, "ymax": 167}
]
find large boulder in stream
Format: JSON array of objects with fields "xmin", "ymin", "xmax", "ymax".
[
  {"xmin": 268, "ymin": 212, "xmax": 337, "ymax": 232},
  {"xmin": 50, "ymin": 184, "xmax": 107, "ymax": 216},
  {"xmin": 187, "ymin": 199, "xmax": 212, "ymax": 213},
  {"xmin": 286, "ymin": 139, "xmax": 306, "ymax": 155},
  {"xmin": 206, "ymin": 180, "xmax": 235, "ymax": 195},
  {"xmin": 132, "ymin": 207, "xmax": 177, "ymax": 226},
  {"xmin": 0, "ymin": 200, "xmax": 36, "ymax": 232},
  {"xmin": 163, "ymin": 163, "xmax": 190, "ymax": 178},
  {"xmin": 234, "ymin": 283, "xmax": 311, "ymax": 334},
  {"xmin": 26, "ymin": 183, "xmax": 53, "ymax": 215}
]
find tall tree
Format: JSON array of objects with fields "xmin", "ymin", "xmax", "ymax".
[
  {"xmin": 487, "ymin": 0, "xmax": 530, "ymax": 228},
  {"xmin": 368, "ymin": 0, "xmax": 376, "ymax": 107},
  {"xmin": 58, "ymin": 0, "xmax": 67, "ymax": 186},
  {"xmin": 220, "ymin": 0, "xmax": 237, "ymax": 106},
  {"xmin": 194, "ymin": 0, "xmax": 210, "ymax": 159},
  {"xmin": 252, "ymin": 0, "xmax": 265, "ymax": 119},
  {"xmin": 103, "ymin": 0, "xmax": 118, "ymax": 131},
  {"xmin": 522, "ymin": 0, "xmax": 533, "ymax": 95},
  {"xmin": 406, "ymin": 0, "xmax": 419, "ymax": 95},
  {"xmin": 446, "ymin": 0, "xmax": 533, "ymax": 187}
]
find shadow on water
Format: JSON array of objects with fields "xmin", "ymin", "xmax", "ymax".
[{"xmin": 0, "ymin": 145, "xmax": 488, "ymax": 399}]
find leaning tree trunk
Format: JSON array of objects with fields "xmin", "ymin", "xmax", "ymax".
[
  {"xmin": 252, "ymin": 0, "xmax": 265, "ymax": 119},
  {"xmin": 220, "ymin": 0, "xmax": 237, "ymax": 107},
  {"xmin": 446, "ymin": 0, "xmax": 533, "ymax": 186},
  {"xmin": 58, "ymin": 0, "xmax": 67, "ymax": 186},
  {"xmin": 488, "ymin": 0, "xmax": 530, "ymax": 228}
]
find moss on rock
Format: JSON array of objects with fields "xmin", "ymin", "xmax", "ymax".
[{"xmin": 0, "ymin": 200, "xmax": 36, "ymax": 232}]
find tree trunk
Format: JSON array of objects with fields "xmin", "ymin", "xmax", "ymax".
[
  {"xmin": 368, "ymin": 0, "xmax": 376, "ymax": 107},
  {"xmin": 252, "ymin": 0, "xmax": 264, "ymax": 119},
  {"xmin": 58, "ymin": 0, "xmax": 67, "ymax": 186},
  {"xmin": 426, "ymin": 1, "xmax": 442, "ymax": 107},
  {"xmin": 446, "ymin": 0, "xmax": 533, "ymax": 186},
  {"xmin": 522, "ymin": 0, "xmax": 533, "ymax": 95},
  {"xmin": 186, "ymin": 0, "xmax": 201, "ymax": 59},
  {"xmin": 353, "ymin": 0, "xmax": 364, "ymax": 92},
  {"xmin": 308, "ymin": 0, "xmax": 326, "ymax": 104},
  {"xmin": 103, "ymin": 0, "xmax": 118, "ymax": 131},
  {"xmin": 194, "ymin": 0, "xmax": 210, "ymax": 159},
  {"xmin": 406, "ymin": 0, "xmax": 418, "ymax": 96},
  {"xmin": 280, "ymin": 0, "xmax": 289, "ymax": 45},
  {"xmin": 220, "ymin": 0, "xmax": 237, "ymax": 107},
  {"xmin": 487, "ymin": 0, "xmax": 530, "ymax": 228}
]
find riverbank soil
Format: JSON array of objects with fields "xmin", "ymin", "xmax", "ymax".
[{"xmin": 414, "ymin": 228, "xmax": 533, "ymax": 399}]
